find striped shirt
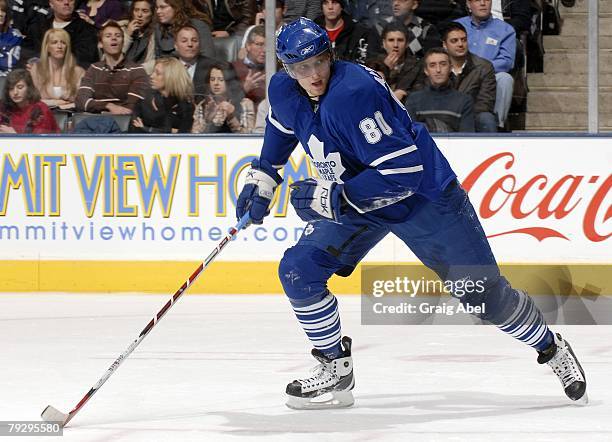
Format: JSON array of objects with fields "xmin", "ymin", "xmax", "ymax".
[{"xmin": 76, "ymin": 58, "xmax": 150, "ymax": 113}]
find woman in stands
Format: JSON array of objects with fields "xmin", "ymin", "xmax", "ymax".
[
  {"xmin": 76, "ymin": 0, "xmax": 126, "ymax": 29},
  {"xmin": 130, "ymin": 57, "xmax": 194, "ymax": 133},
  {"xmin": 191, "ymin": 62, "xmax": 254, "ymax": 134},
  {"xmin": 123, "ymin": 0, "xmax": 156, "ymax": 73},
  {"xmin": 154, "ymin": 0, "xmax": 215, "ymax": 59},
  {"xmin": 30, "ymin": 29, "xmax": 85, "ymax": 109},
  {"xmin": 0, "ymin": 69, "xmax": 60, "ymax": 133},
  {"xmin": 0, "ymin": 0, "xmax": 23, "ymax": 76}
]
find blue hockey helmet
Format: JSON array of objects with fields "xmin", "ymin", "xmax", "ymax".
[{"xmin": 275, "ymin": 18, "xmax": 330, "ymax": 65}]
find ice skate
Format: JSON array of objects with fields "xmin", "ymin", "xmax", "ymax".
[
  {"xmin": 286, "ymin": 336, "xmax": 354, "ymax": 410},
  {"xmin": 538, "ymin": 333, "xmax": 588, "ymax": 405}
]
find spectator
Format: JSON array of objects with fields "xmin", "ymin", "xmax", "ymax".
[
  {"xmin": 283, "ymin": 0, "xmax": 321, "ymax": 23},
  {"xmin": 238, "ymin": 0, "xmax": 285, "ymax": 60},
  {"xmin": 315, "ymin": 0, "xmax": 371, "ymax": 64},
  {"xmin": 21, "ymin": 0, "xmax": 100, "ymax": 69},
  {"xmin": 456, "ymin": 0, "xmax": 515, "ymax": 128},
  {"xmin": 130, "ymin": 57, "xmax": 194, "ymax": 133},
  {"xmin": 442, "ymin": 21, "xmax": 496, "ymax": 132},
  {"xmin": 232, "ymin": 25, "xmax": 265, "ymax": 109},
  {"xmin": 253, "ymin": 0, "xmax": 285, "ymax": 30},
  {"xmin": 192, "ymin": 62, "xmax": 254, "ymax": 133},
  {"xmin": 406, "ymin": 48, "xmax": 474, "ymax": 132},
  {"xmin": 75, "ymin": 0, "xmax": 126, "ymax": 29},
  {"xmin": 30, "ymin": 29, "xmax": 85, "ymax": 109},
  {"xmin": 393, "ymin": 0, "xmax": 441, "ymax": 57},
  {"xmin": 76, "ymin": 21, "xmax": 149, "ymax": 114},
  {"xmin": 0, "ymin": 69, "xmax": 60, "ymax": 133},
  {"xmin": 369, "ymin": 22, "xmax": 424, "ymax": 102},
  {"xmin": 205, "ymin": 0, "xmax": 256, "ymax": 37},
  {"xmin": 175, "ymin": 25, "xmax": 218, "ymax": 96},
  {"xmin": 11, "ymin": 0, "xmax": 48, "ymax": 35},
  {"xmin": 154, "ymin": 0, "xmax": 215, "ymax": 59},
  {"xmin": 346, "ymin": 0, "xmax": 393, "ymax": 31},
  {"xmin": 123, "ymin": 0, "xmax": 156, "ymax": 72},
  {"xmin": 0, "ymin": 0, "xmax": 24, "ymax": 76},
  {"xmin": 369, "ymin": 0, "xmax": 441, "ymax": 58}
]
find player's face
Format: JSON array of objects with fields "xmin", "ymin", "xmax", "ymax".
[
  {"xmin": 443, "ymin": 30, "xmax": 468, "ymax": 58},
  {"xmin": 382, "ymin": 31, "xmax": 407, "ymax": 56},
  {"xmin": 288, "ymin": 52, "xmax": 332, "ymax": 98},
  {"xmin": 468, "ymin": 0, "xmax": 492, "ymax": 21},
  {"xmin": 322, "ymin": 0, "xmax": 342, "ymax": 21},
  {"xmin": 392, "ymin": 0, "xmax": 418, "ymax": 18},
  {"xmin": 246, "ymin": 35, "xmax": 266, "ymax": 65},
  {"xmin": 424, "ymin": 53, "xmax": 451, "ymax": 87},
  {"xmin": 100, "ymin": 26, "xmax": 124, "ymax": 56},
  {"xmin": 175, "ymin": 29, "xmax": 200, "ymax": 61}
]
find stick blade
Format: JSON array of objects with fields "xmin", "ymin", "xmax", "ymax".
[{"xmin": 41, "ymin": 405, "xmax": 69, "ymax": 427}]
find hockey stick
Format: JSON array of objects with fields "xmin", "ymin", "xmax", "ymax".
[{"xmin": 41, "ymin": 214, "xmax": 251, "ymax": 428}]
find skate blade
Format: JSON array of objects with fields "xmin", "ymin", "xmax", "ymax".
[
  {"xmin": 286, "ymin": 390, "xmax": 354, "ymax": 410},
  {"xmin": 573, "ymin": 392, "xmax": 589, "ymax": 406}
]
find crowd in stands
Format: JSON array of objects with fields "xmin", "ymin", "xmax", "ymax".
[{"xmin": 0, "ymin": 0, "xmax": 559, "ymax": 134}]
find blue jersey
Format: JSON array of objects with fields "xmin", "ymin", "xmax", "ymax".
[
  {"xmin": 0, "ymin": 28, "xmax": 22, "ymax": 74},
  {"xmin": 262, "ymin": 61, "xmax": 456, "ymax": 222}
]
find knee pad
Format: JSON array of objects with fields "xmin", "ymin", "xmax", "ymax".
[{"xmin": 278, "ymin": 245, "xmax": 343, "ymax": 304}]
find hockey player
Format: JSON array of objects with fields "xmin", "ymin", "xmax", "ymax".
[{"xmin": 236, "ymin": 18, "xmax": 587, "ymax": 409}]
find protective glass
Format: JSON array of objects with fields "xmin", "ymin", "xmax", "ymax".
[{"xmin": 284, "ymin": 53, "xmax": 331, "ymax": 79}]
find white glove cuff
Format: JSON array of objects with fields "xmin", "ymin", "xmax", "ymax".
[
  {"xmin": 311, "ymin": 179, "xmax": 337, "ymax": 220},
  {"xmin": 245, "ymin": 168, "xmax": 279, "ymax": 199}
]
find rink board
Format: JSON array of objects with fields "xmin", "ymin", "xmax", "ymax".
[{"xmin": 0, "ymin": 135, "xmax": 610, "ymax": 293}]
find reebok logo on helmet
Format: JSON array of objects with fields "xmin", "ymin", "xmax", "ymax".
[{"xmin": 300, "ymin": 45, "xmax": 315, "ymax": 55}]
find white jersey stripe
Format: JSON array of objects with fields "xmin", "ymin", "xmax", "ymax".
[
  {"xmin": 379, "ymin": 165, "xmax": 424, "ymax": 175},
  {"xmin": 268, "ymin": 106, "xmax": 294, "ymax": 134},
  {"xmin": 341, "ymin": 189, "xmax": 365, "ymax": 214},
  {"xmin": 370, "ymin": 145, "xmax": 417, "ymax": 167}
]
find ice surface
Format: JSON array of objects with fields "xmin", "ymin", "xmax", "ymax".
[{"xmin": 1, "ymin": 294, "xmax": 610, "ymax": 442}]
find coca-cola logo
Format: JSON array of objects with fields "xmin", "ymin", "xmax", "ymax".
[{"xmin": 461, "ymin": 152, "xmax": 611, "ymax": 243}]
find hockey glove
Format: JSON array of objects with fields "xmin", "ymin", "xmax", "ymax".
[
  {"xmin": 289, "ymin": 178, "xmax": 343, "ymax": 223},
  {"xmin": 236, "ymin": 158, "xmax": 283, "ymax": 225}
]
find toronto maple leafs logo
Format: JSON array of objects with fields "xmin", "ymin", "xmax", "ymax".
[
  {"xmin": 307, "ymin": 134, "xmax": 346, "ymax": 183},
  {"xmin": 304, "ymin": 223, "xmax": 315, "ymax": 236}
]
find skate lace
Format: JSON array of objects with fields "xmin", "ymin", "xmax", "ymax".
[
  {"xmin": 548, "ymin": 346, "xmax": 583, "ymax": 387},
  {"xmin": 299, "ymin": 363, "xmax": 337, "ymax": 388}
]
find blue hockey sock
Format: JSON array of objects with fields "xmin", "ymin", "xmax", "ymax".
[{"xmin": 290, "ymin": 291, "xmax": 343, "ymax": 359}]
